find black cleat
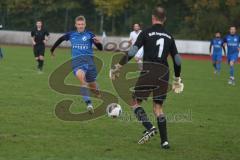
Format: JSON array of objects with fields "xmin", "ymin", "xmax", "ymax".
[
  {"xmin": 138, "ymin": 126, "xmax": 157, "ymax": 144},
  {"xmin": 161, "ymin": 141, "xmax": 170, "ymax": 149}
]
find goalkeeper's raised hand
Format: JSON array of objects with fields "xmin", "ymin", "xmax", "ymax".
[
  {"xmin": 109, "ymin": 64, "xmax": 122, "ymax": 80},
  {"xmin": 172, "ymin": 77, "xmax": 184, "ymax": 93}
]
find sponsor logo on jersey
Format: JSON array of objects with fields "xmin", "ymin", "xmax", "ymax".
[{"xmin": 82, "ymin": 36, "xmax": 87, "ymax": 41}]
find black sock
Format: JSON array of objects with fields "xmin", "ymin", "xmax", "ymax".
[
  {"xmin": 213, "ymin": 63, "xmax": 216, "ymax": 70},
  {"xmin": 36, "ymin": 59, "xmax": 40, "ymax": 69},
  {"xmin": 157, "ymin": 114, "xmax": 168, "ymax": 144},
  {"xmin": 38, "ymin": 60, "xmax": 44, "ymax": 70},
  {"xmin": 134, "ymin": 107, "xmax": 153, "ymax": 130}
]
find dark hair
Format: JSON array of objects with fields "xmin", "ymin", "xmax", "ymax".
[
  {"xmin": 152, "ymin": 5, "xmax": 166, "ymax": 21},
  {"xmin": 133, "ymin": 23, "xmax": 140, "ymax": 28},
  {"xmin": 35, "ymin": 20, "xmax": 43, "ymax": 28},
  {"xmin": 215, "ymin": 31, "xmax": 221, "ymax": 34},
  {"xmin": 36, "ymin": 20, "xmax": 43, "ymax": 23}
]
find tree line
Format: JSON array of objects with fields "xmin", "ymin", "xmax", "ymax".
[{"xmin": 1, "ymin": 0, "xmax": 240, "ymax": 40}]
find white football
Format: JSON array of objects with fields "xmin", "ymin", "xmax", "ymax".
[{"xmin": 106, "ymin": 103, "xmax": 122, "ymax": 118}]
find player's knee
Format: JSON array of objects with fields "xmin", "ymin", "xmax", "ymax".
[
  {"xmin": 230, "ymin": 61, "xmax": 234, "ymax": 66},
  {"xmin": 131, "ymin": 98, "xmax": 142, "ymax": 109},
  {"xmin": 154, "ymin": 110, "xmax": 164, "ymax": 117},
  {"xmin": 174, "ymin": 54, "xmax": 181, "ymax": 66},
  {"xmin": 76, "ymin": 73, "xmax": 87, "ymax": 85},
  {"xmin": 39, "ymin": 56, "xmax": 44, "ymax": 60}
]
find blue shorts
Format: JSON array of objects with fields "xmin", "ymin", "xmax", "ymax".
[
  {"xmin": 227, "ymin": 53, "xmax": 239, "ymax": 63},
  {"xmin": 73, "ymin": 64, "xmax": 97, "ymax": 83},
  {"xmin": 212, "ymin": 53, "xmax": 222, "ymax": 62}
]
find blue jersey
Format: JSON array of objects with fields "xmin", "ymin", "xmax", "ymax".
[
  {"xmin": 50, "ymin": 29, "xmax": 103, "ymax": 81},
  {"xmin": 223, "ymin": 34, "xmax": 240, "ymax": 55},
  {"xmin": 64, "ymin": 30, "xmax": 95, "ymax": 58},
  {"xmin": 210, "ymin": 38, "xmax": 224, "ymax": 54}
]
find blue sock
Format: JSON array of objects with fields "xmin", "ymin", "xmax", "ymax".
[
  {"xmin": 80, "ymin": 86, "xmax": 91, "ymax": 105},
  {"xmin": 230, "ymin": 65, "xmax": 234, "ymax": 77},
  {"xmin": 0, "ymin": 48, "xmax": 3, "ymax": 59},
  {"xmin": 216, "ymin": 63, "xmax": 221, "ymax": 72}
]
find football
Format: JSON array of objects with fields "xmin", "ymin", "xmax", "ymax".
[{"xmin": 106, "ymin": 103, "xmax": 122, "ymax": 118}]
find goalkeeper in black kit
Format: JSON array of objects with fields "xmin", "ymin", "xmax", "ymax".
[{"xmin": 110, "ymin": 5, "xmax": 184, "ymax": 149}]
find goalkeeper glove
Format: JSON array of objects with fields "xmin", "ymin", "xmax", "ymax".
[
  {"xmin": 172, "ymin": 77, "xmax": 184, "ymax": 93},
  {"xmin": 109, "ymin": 64, "xmax": 122, "ymax": 80}
]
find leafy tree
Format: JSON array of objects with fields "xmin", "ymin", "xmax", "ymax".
[
  {"xmin": 94, "ymin": 0, "xmax": 129, "ymax": 34},
  {"xmin": 1, "ymin": 0, "xmax": 239, "ymax": 39}
]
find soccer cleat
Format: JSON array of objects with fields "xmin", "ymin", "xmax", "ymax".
[
  {"xmin": 138, "ymin": 126, "xmax": 157, "ymax": 144},
  {"xmin": 228, "ymin": 78, "xmax": 232, "ymax": 85},
  {"xmin": 228, "ymin": 78, "xmax": 235, "ymax": 85},
  {"xmin": 37, "ymin": 69, "xmax": 43, "ymax": 74},
  {"xmin": 161, "ymin": 141, "xmax": 170, "ymax": 149},
  {"xmin": 87, "ymin": 104, "xmax": 94, "ymax": 114}
]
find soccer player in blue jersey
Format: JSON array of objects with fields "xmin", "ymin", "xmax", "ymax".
[
  {"xmin": 223, "ymin": 26, "xmax": 240, "ymax": 85},
  {"xmin": 50, "ymin": 16, "xmax": 103, "ymax": 113},
  {"xmin": 209, "ymin": 31, "xmax": 226, "ymax": 74},
  {"xmin": 0, "ymin": 48, "xmax": 3, "ymax": 60}
]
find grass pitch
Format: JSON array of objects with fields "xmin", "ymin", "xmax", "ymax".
[{"xmin": 0, "ymin": 45, "xmax": 239, "ymax": 160}]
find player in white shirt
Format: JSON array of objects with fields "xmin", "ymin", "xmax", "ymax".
[{"xmin": 129, "ymin": 23, "xmax": 144, "ymax": 70}]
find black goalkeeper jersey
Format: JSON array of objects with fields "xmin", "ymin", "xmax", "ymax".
[{"xmin": 134, "ymin": 24, "xmax": 178, "ymax": 65}]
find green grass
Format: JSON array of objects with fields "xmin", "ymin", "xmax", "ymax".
[{"xmin": 0, "ymin": 45, "xmax": 240, "ymax": 160}]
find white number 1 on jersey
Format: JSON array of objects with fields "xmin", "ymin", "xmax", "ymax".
[{"xmin": 156, "ymin": 38, "xmax": 164, "ymax": 58}]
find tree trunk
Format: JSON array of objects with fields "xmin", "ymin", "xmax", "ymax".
[
  {"xmin": 100, "ymin": 12, "xmax": 104, "ymax": 34},
  {"xmin": 111, "ymin": 16, "xmax": 115, "ymax": 35},
  {"xmin": 64, "ymin": 8, "xmax": 69, "ymax": 32}
]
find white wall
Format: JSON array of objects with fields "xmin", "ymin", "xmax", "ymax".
[{"xmin": 0, "ymin": 30, "xmax": 211, "ymax": 55}]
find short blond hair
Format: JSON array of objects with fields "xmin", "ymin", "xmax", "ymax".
[{"xmin": 75, "ymin": 15, "xmax": 86, "ymax": 22}]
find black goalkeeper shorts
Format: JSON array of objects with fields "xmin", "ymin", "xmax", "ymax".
[
  {"xmin": 33, "ymin": 44, "xmax": 45, "ymax": 57},
  {"xmin": 132, "ymin": 63, "xmax": 170, "ymax": 105}
]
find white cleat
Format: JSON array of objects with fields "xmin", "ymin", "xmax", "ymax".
[
  {"xmin": 228, "ymin": 79, "xmax": 232, "ymax": 85},
  {"xmin": 161, "ymin": 141, "xmax": 170, "ymax": 149},
  {"xmin": 138, "ymin": 127, "xmax": 157, "ymax": 144},
  {"xmin": 228, "ymin": 78, "xmax": 235, "ymax": 86},
  {"xmin": 37, "ymin": 70, "xmax": 43, "ymax": 74},
  {"xmin": 87, "ymin": 104, "xmax": 94, "ymax": 114}
]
